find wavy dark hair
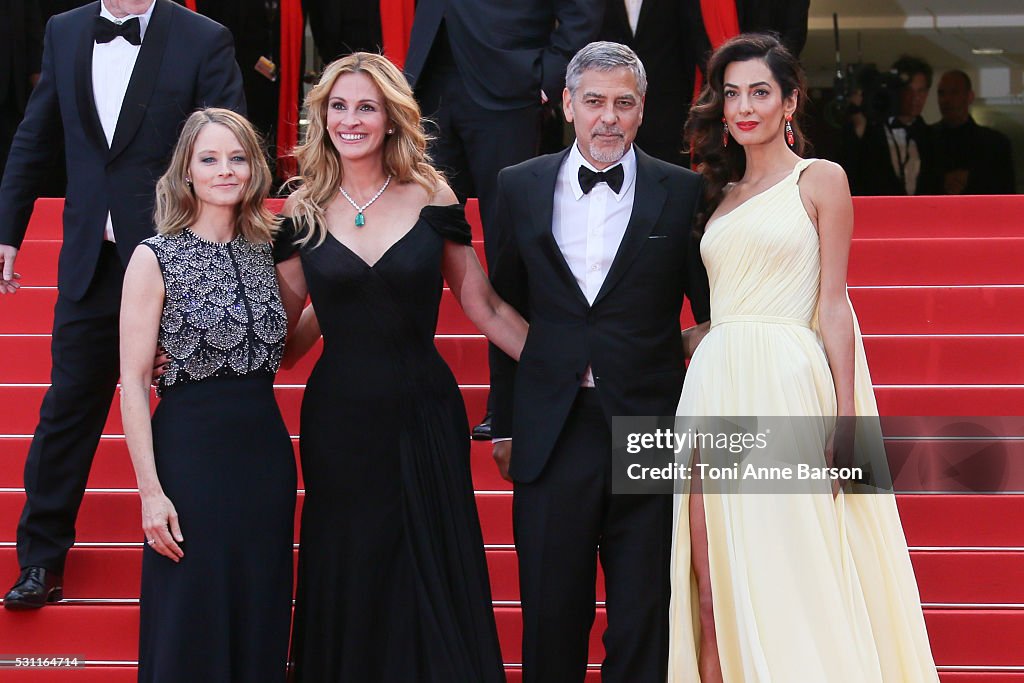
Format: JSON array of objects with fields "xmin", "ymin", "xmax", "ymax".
[{"xmin": 685, "ymin": 33, "xmax": 809, "ymax": 231}]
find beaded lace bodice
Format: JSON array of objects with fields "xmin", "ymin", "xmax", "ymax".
[{"xmin": 142, "ymin": 229, "xmax": 287, "ymax": 395}]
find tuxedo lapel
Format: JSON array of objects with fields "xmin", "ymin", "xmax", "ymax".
[
  {"xmin": 74, "ymin": 4, "xmax": 107, "ymax": 153},
  {"xmin": 108, "ymin": 0, "xmax": 172, "ymax": 162},
  {"xmin": 592, "ymin": 148, "xmax": 668, "ymax": 306},
  {"xmin": 530, "ymin": 149, "xmax": 590, "ymax": 309}
]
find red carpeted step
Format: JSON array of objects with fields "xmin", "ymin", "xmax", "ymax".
[
  {"xmin": 0, "ymin": 491, "xmax": 306, "ymax": 544},
  {"xmin": 5, "ymin": 334, "xmax": 1024, "ymax": 385},
  {"xmin": 851, "ymin": 195, "xmax": 1024, "ymax": 238},
  {"xmin": 0, "ymin": 436, "xmax": 502, "ymax": 493},
  {"xmin": 6, "ymin": 284, "xmax": 1024, "ymax": 337},
  {"xmin": 4, "ymin": 545, "xmax": 1017, "ymax": 609},
  {"xmin": 912, "ymin": 551, "xmax": 1024, "ymax": 604},
  {"xmin": 6, "ymin": 433, "xmax": 1023, "ymax": 498},
  {"xmin": 861, "ymin": 336, "xmax": 1024, "ymax": 385},
  {"xmin": 888, "ymin": 439, "xmax": 1024, "ymax": 493},
  {"xmin": 8, "ymin": 435, "xmax": 1024, "ymax": 494},
  {"xmin": 848, "ymin": 238, "xmax": 1024, "ymax": 286},
  {"xmin": 0, "ymin": 385, "xmax": 489, "ymax": 437},
  {"xmin": 850, "ymin": 286, "xmax": 1024, "ymax": 335},
  {"xmin": 6, "ymin": 491, "xmax": 1017, "ymax": 548},
  {"xmin": 1, "ymin": 603, "xmax": 1023, "ymax": 667},
  {"xmin": 897, "ymin": 495, "xmax": 1024, "ymax": 547},
  {"xmin": 13, "ymin": 195, "xmax": 1024, "ymax": 242},
  {"xmin": 874, "ymin": 386, "xmax": 1024, "ymax": 416},
  {"xmin": 1, "ymin": 384, "xmax": 1021, "ymax": 439},
  {"xmin": 0, "ymin": 288, "xmax": 56, "ymax": 334},
  {"xmin": 12, "ymin": 236, "xmax": 1024, "ymax": 289}
]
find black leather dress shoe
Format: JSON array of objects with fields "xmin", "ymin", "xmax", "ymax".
[
  {"xmin": 3, "ymin": 567, "xmax": 63, "ymax": 610},
  {"xmin": 471, "ymin": 412, "xmax": 493, "ymax": 441}
]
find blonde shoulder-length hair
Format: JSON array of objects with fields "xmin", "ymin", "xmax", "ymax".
[
  {"xmin": 154, "ymin": 108, "xmax": 279, "ymax": 243},
  {"xmin": 287, "ymin": 52, "xmax": 444, "ymax": 247}
]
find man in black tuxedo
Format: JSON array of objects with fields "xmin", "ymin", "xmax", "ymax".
[
  {"xmin": 489, "ymin": 42, "xmax": 709, "ymax": 682},
  {"xmin": 598, "ymin": 0, "xmax": 706, "ymax": 167},
  {"xmin": 843, "ymin": 55, "xmax": 939, "ymax": 196},
  {"xmin": 404, "ymin": 0, "xmax": 603, "ymax": 439},
  {"xmin": 0, "ymin": 0, "xmax": 244, "ymax": 609}
]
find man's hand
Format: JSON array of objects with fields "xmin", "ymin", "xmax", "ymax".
[
  {"xmin": 492, "ymin": 440, "xmax": 513, "ymax": 483},
  {"xmin": 152, "ymin": 345, "xmax": 170, "ymax": 383},
  {"xmin": 0, "ymin": 244, "xmax": 21, "ymax": 294},
  {"xmin": 944, "ymin": 169, "xmax": 969, "ymax": 195}
]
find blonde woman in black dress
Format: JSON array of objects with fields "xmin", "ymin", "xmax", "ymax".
[{"xmin": 274, "ymin": 53, "xmax": 527, "ymax": 682}]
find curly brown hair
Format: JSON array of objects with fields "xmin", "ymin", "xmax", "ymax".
[{"xmin": 685, "ymin": 33, "xmax": 809, "ymax": 232}]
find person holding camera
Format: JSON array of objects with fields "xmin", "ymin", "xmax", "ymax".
[{"xmin": 842, "ymin": 55, "xmax": 940, "ymax": 196}]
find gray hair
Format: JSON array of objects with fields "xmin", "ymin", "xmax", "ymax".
[{"xmin": 565, "ymin": 41, "xmax": 648, "ymax": 98}]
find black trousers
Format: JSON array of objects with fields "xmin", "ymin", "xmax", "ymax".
[
  {"xmin": 513, "ymin": 389, "xmax": 672, "ymax": 683},
  {"xmin": 415, "ymin": 63, "xmax": 541, "ymax": 269},
  {"xmin": 17, "ymin": 242, "xmax": 123, "ymax": 574}
]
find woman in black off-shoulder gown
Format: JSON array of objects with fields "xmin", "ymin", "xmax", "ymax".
[{"xmin": 274, "ymin": 54, "xmax": 527, "ymax": 682}]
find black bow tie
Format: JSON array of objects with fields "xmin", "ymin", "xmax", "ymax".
[
  {"xmin": 578, "ymin": 164, "xmax": 624, "ymax": 194},
  {"xmin": 94, "ymin": 16, "xmax": 142, "ymax": 45}
]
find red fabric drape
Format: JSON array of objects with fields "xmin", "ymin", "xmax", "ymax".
[
  {"xmin": 693, "ymin": 0, "xmax": 741, "ymax": 100},
  {"xmin": 380, "ymin": 0, "xmax": 416, "ymax": 69},
  {"xmin": 276, "ymin": 0, "xmax": 303, "ymax": 178}
]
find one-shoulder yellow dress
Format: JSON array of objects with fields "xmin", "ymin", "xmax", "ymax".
[{"xmin": 669, "ymin": 159, "xmax": 938, "ymax": 682}]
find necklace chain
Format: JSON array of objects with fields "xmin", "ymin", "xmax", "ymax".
[{"xmin": 339, "ymin": 175, "xmax": 392, "ymax": 227}]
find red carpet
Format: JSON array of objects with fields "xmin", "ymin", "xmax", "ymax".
[{"xmin": 0, "ymin": 195, "xmax": 1022, "ymax": 680}]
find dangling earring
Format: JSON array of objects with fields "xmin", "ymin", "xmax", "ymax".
[
  {"xmin": 185, "ymin": 177, "xmax": 192, "ymax": 186},
  {"xmin": 785, "ymin": 114, "xmax": 795, "ymax": 147},
  {"xmin": 722, "ymin": 117, "xmax": 729, "ymax": 147}
]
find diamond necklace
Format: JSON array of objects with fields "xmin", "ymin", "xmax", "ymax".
[{"xmin": 339, "ymin": 175, "xmax": 392, "ymax": 227}]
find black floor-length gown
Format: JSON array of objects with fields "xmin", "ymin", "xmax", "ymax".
[
  {"xmin": 275, "ymin": 205, "xmax": 505, "ymax": 682},
  {"xmin": 138, "ymin": 230, "xmax": 296, "ymax": 683}
]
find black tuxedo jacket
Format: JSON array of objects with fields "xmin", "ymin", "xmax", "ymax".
[
  {"xmin": 0, "ymin": 0, "xmax": 245, "ymax": 301},
  {"xmin": 843, "ymin": 118, "xmax": 939, "ymax": 197},
  {"xmin": 404, "ymin": 0, "xmax": 604, "ymax": 110},
  {"xmin": 598, "ymin": 0, "xmax": 704, "ymax": 165},
  {"xmin": 489, "ymin": 146, "xmax": 710, "ymax": 482}
]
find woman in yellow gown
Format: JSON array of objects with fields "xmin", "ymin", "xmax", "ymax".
[{"xmin": 669, "ymin": 34, "xmax": 939, "ymax": 682}]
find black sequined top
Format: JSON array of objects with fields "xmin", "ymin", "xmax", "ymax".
[{"xmin": 142, "ymin": 229, "xmax": 287, "ymax": 395}]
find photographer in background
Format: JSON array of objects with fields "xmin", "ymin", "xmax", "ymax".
[
  {"xmin": 932, "ymin": 70, "xmax": 1015, "ymax": 195},
  {"xmin": 842, "ymin": 55, "xmax": 940, "ymax": 196}
]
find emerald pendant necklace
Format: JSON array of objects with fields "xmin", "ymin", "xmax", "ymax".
[{"xmin": 339, "ymin": 174, "xmax": 392, "ymax": 227}]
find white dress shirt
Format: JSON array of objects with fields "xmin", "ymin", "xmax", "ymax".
[
  {"xmin": 884, "ymin": 118, "xmax": 921, "ymax": 196},
  {"xmin": 553, "ymin": 142, "xmax": 637, "ymax": 386},
  {"xmin": 624, "ymin": 0, "xmax": 643, "ymax": 35},
  {"xmin": 93, "ymin": 0, "xmax": 155, "ymax": 241}
]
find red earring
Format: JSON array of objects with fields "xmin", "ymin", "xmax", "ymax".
[
  {"xmin": 722, "ymin": 117, "xmax": 729, "ymax": 147},
  {"xmin": 785, "ymin": 114, "xmax": 795, "ymax": 147}
]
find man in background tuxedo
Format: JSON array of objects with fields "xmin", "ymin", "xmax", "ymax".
[
  {"xmin": 598, "ymin": 0, "xmax": 706, "ymax": 167},
  {"xmin": 0, "ymin": 0, "xmax": 244, "ymax": 609},
  {"xmin": 404, "ymin": 0, "xmax": 603, "ymax": 439},
  {"xmin": 843, "ymin": 55, "xmax": 939, "ymax": 196},
  {"xmin": 489, "ymin": 42, "xmax": 709, "ymax": 682}
]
